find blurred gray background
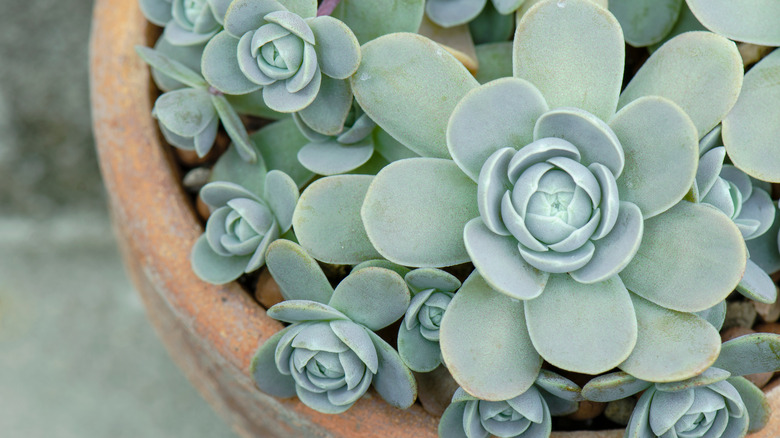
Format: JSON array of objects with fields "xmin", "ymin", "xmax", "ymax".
[{"xmin": 0, "ymin": 1, "xmax": 237, "ymax": 436}]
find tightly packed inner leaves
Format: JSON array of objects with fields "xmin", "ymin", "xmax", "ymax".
[{"xmin": 137, "ymin": 0, "xmax": 780, "ymax": 436}]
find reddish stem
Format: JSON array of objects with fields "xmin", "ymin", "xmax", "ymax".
[{"xmin": 317, "ymin": 0, "xmax": 341, "ymax": 16}]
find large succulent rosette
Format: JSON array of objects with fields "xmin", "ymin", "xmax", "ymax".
[
  {"xmin": 139, "ymin": 0, "xmax": 224, "ymax": 45},
  {"xmin": 347, "ymin": 0, "xmax": 748, "ymax": 401},
  {"xmin": 251, "ymin": 240, "xmax": 417, "ymax": 414},
  {"xmin": 201, "ymin": 0, "xmax": 361, "ymax": 113}
]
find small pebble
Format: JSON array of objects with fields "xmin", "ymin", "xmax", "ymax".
[
  {"xmin": 174, "ymin": 148, "xmax": 210, "ymax": 167},
  {"xmin": 738, "ymin": 43, "xmax": 774, "ymax": 67},
  {"xmin": 754, "ymin": 297, "xmax": 780, "ymax": 323},
  {"xmin": 722, "ymin": 301, "xmax": 757, "ymax": 331},
  {"xmin": 754, "ymin": 322, "xmax": 780, "ymax": 335},
  {"xmin": 182, "ymin": 167, "xmax": 211, "ymax": 193},
  {"xmin": 255, "ymin": 269, "xmax": 284, "ymax": 309},
  {"xmin": 604, "ymin": 397, "xmax": 636, "ymax": 426},
  {"xmin": 567, "ymin": 400, "xmax": 606, "ymax": 421},
  {"xmin": 415, "ymin": 366, "xmax": 459, "ymax": 417},
  {"xmin": 721, "ymin": 326, "xmax": 755, "ymax": 342}
]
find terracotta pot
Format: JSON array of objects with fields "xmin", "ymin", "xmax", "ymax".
[{"xmin": 88, "ymin": 0, "xmax": 780, "ymax": 436}]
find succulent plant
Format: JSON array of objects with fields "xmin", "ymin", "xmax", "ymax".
[
  {"xmin": 692, "ymin": 126, "xmax": 779, "ymax": 305},
  {"xmin": 293, "ymin": 100, "xmax": 378, "ymax": 175},
  {"xmin": 425, "ymin": 0, "xmax": 524, "ymax": 28},
  {"xmin": 191, "ymin": 173, "xmax": 298, "ymax": 284},
  {"xmin": 610, "ymin": 0, "xmax": 780, "ymax": 48},
  {"xmin": 348, "ymin": 0, "xmax": 747, "ymax": 400},
  {"xmin": 397, "ymin": 268, "xmax": 460, "ymax": 373},
  {"xmin": 201, "ymin": 0, "xmax": 361, "ymax": 113},
  {"xmin": 251, "ymin": 240, "xmax": 417, "ymax": 414},
  {"xmin": 439, "ymin": 370, "xmax": 581, "ymax": 438},
  {"xmin": 582, "ymin": 334, "xmax": 780, "ymax": 438},
  {"xmin": 136, "ymin": 46, "xmax": 258, "ymax": 162},
  {"xmin": 139, "ymin": 0, "xmax": 226, "ymax": 46}
]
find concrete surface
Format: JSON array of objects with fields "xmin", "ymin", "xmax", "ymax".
[{"xmin": 0, "ymin": 1, "xmax": 238, "ymax": 436}]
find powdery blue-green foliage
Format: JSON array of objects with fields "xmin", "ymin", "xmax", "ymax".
[
  {"xmin": 438, "ymin": 370, "xmax": 581, "ymax": 438},
  {"xmin": 191, "ymin": 174, "xmax": 298, "ymax": 284},
  {"xmin": 425, "ymin": 0, "xmax": 524, "ymax": 28},
  {"xmin": 140, "ymin": 0, "xmax": 226, "ymax": 45},
  {"xmin": 693, "ymin": 126, "xmax": 778, "ymax": 305},
  {"xmin": 250, "ymin": 240, "xmax": 416, "ymax": 414},
  {"xmin": 353, "ymin": 0, "xmax": 747, "ymax": 400},
  {"xmin": 582, "ymin": 334, "xmax": 780, "ymax": 437},
  {"xmin": 201, "ymin": 0, "xmax": 361, "ymax": 113},
  {"xmin": 610, "ymin": 0, "xmax": 780, "ymax": 47}
]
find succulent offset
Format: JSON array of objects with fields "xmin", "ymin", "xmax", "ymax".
[{"xmin": 134, "ymin": 0, "xmax": 780, "ymax": 434}]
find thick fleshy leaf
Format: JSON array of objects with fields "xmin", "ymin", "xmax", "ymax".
[
  {"xmin": 249, "ymin": 327, "xmax": 298, "ymax": 397},
  {"xmin": 747, "ymin": 207, "xmax": 780, "ymax": 274},
  {"xmin": 201, "ymin": 31, "xmax": 262, "ymax": 95},
  {"xmin": 438, "ymin": 402, "xmax": 469, "ymax": 438},
  {"xmin": 535, "ymin": 370, "xmax": 582, "ymax": 402},
  {"xmin": 297, "ymin": 77, "xmax": 352, "ymax": 136},
  {"xmin": 525, "ymin": 274, "xmax": 637, "ymax": 374},
  {"xmin": 265, "ymin": 239, "xmax": 333, "ymax": 303},
  {"xmin": 736, "ymin": 258, "xmax": 777, "ymax": 304},
  {"xmin": 647, "ymin": 5, "xmax": 706, "ymax": 53},
  {"xmin": 136, "ymin": 46, "xmax": 208, "ymax": 89},
  {"xmin": 267, "ymin": 300, "xmax": 350, "ymax": 323},
  {"xmin": 464, "ymin": 218, "xmax": 549, "ymax": 300},
  {"xmin": 618, "ymin": 31, "xmax": 743, "ymax": 138},
  {"xmin": 513, "ymin": 0, "xmax": 624, "ymax": 121},
  {"xmin": 714, "ymin": 333, "xmax": 780, "ymax": 376},
  {"xmin": 440, "ymin": 272, "xmax": 542, "ymax": 401},
  {"xmin": 154, "ymin": 88, "xmax": 216, "ymax": 137},
  {"xmin": 292, "ymin": 175, "xmax": 381, "ymax": 264},
  {"xmin": 330, "ymin": 320, "xmax": 378, "ymax": 373},
  {"xmin": 620, "ymin": 201, "xmax": 747, "ymax": 312},
  {"xmin": 405, "ymin": 268, "xmax": 461, "ymax": 293},
  {"xmin": 362, "ymin": 158, "xmax": 478, "ymax": 267},
  {"xmin": 648, "ymin": 389, "xmax": 695, "ymax": 435},
  {"xmin": 226, "ymin": 90, "xmax": 286, "ymax": 118},
  {"xmin": 329, "ymin": 267, "xmax": 410, "ymax": 331},
  {"xmin": 608, "ymin": 0, "xmax": 683, "ymax": 47},
  {"xmin": 610, "ymin": 96, "xmax": 698, "ymax": 218},
  {"xmin": 249, "ymin": 118, "xmax": 314, "ymax": 188},
  {"xmin": 211, "ymin": 94, "xmax": 258, "ymax": 162},
  {"xmin": 367, "ymin": 331, "xmax": 417, "ymax": 409},
  {"xmin": 209, "ymin": 143, "xmax": 267, "ymax": 193},
  {"xmin": 200, "ymin": 181, "xmax": 263, "ymax": 208},
  {"xmin": 474, "ymin": 42, "xmax": 513, "ymax": 84},
  {"xmin": 223, "ymin": 0, "xmax": 285, "ymax": 36},
  {"xmin": 723, "ymin": 49, "xmax": 780, "ymax": 182},
  {"xmin": 352, "ymin": 260, "xmax": 411, "ymax": 278},
  {"xmin": 262, "ymin": 68, "xmax": 322, "ymax": 112},
  {"xmin": 150, "ymin": 36, "xmax": 206, "ymax": 92},
  {"xmin": 140, "ymin": 0, "xmax": 173, "ymax": 26},
  {"xmin": 729, "ymin": 376, "xmax": 770, "ymax": 433},
  {"xmin": 695, "ymin": 300, "xmax": 727, "ymax": 331},
  {"xmin": 425, "ymin": 0, "xmax": 486, "ymax": 27},
  {"xmin": 469, "ymin": 2, "xmax": 514, "ymax": 45},
  {"xmin": 297, "ymin": 140, "xmax": 374, "ymax": 175},
  {"xmin": 351, "ymin": 33, "xmax": 479, "ymax": 158},
  {"xmin": 687, "ymin": 0, "xmax": 780, "ymax": 45},
  {"xmin": 191, "ymin": 235, "xmax": 250, "ymax": 284},
  {"xmin": 397, "ymin": 323, "xmax": 441, "ymax": 372},
  {"xmin": 619, "ymin": 294, "xmax": 721, "ymax": 382},
  {"xmin": 571, "ymin": 201, "xmax": 643, "ymax": 284},
  {"xmin": 447, "ymin": 78, "xmax": 548, "ymax": 181},
  {"xmin": 332, "ymin": 0, "xmax": 425, "ymax": 45},
  {"xmin": 263, "ymin": 170, "xmax": 298, "ymax": 231},
  {"xmin": 581, "ymin": 372, "xmax": 651, "ymax": 402},
  {"xmin": 534, "ymin": 107, "xmax": 624, "ymax": 177},
  {"xmin": 306, "ymin": 16, "xmax": 360, "ymax": 79}
]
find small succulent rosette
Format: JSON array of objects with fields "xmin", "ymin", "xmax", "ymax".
[
  {"xmin": 140, "ymin": 0, "xmax": 225, "ymax": 46},
  {"xmin": 353, "ymin": 0, "xmax": 748, "ymax": 401},
  {"xmin": 250, "ymin": 240, "xmax": 417, "ymax": 414},
  {"xmin": 397, "ymin": 268, "xmax": 460, "ymax": 373},
  {"xmin": 439, "ymin": 370, "xmax": 581, "ymax": 438},
  {"xmin": 425, "ymin": 0, "xmax": 523, "ymax": 28},
  {"xmin": 201, "ymin": 0, "xmax": 361, "ymax": 113},
  {"xmin": 582, "ymin": 334, "xmax": 780, "ymax": 438},
  {"xmin": 137, "ymin": 46, "xmax": 258, "ymax": 162},
  {"xmin": 609, "ymin": 0, "xmax": 780, "ymax": 48},
  {"xmin": 191, "ymin": 172, "xmax": 298, "ymax": 284},
  {"xmin": 693, "ymin": 126, "xmax": 778, "ymax": 305},
  {"xmin": 293, "ymin": 100, "xmax": 378, "ymax": 175}
]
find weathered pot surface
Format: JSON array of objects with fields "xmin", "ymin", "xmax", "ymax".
[{"xmin": 88, "ymin": 0, "xmax": 780, "ymax": 436}]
